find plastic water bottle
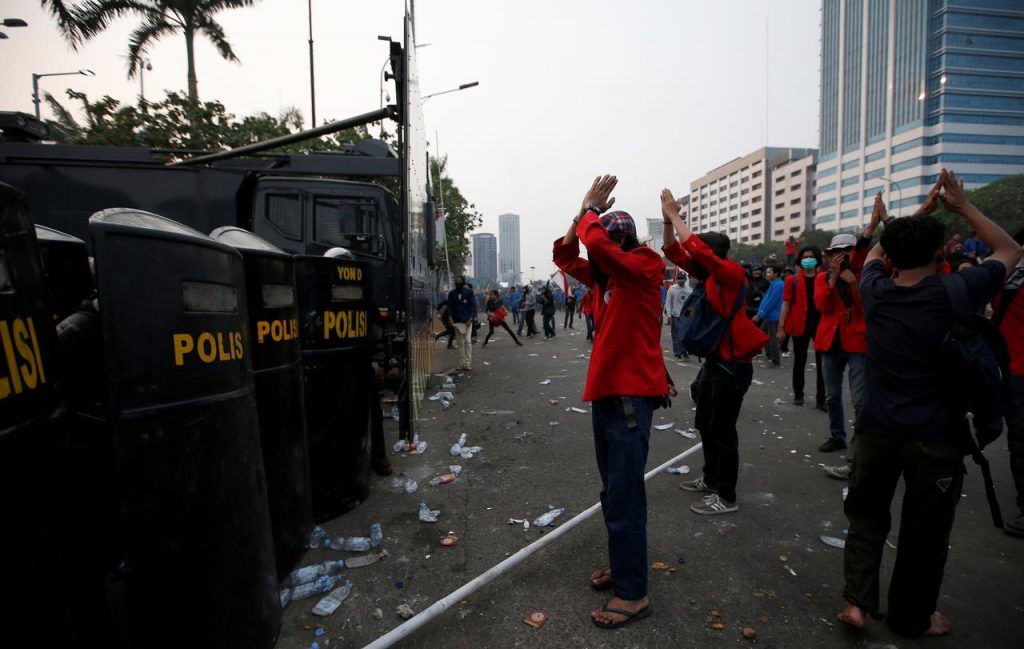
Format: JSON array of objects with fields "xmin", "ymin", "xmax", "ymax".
[
  {"xmin": 449, "ymin": 465, "xmax": 462, "ymax": 477},
  {"xmin": 279, "ymin": 587, "xmax": 293, "ymax": 609},
  {"xmin": 418, "ymin": 501, "xmax": 440, "ymax": 523},
  {"xmin": 391, "ymin": 406, "xmax": 400, "ymax": 421},
  {"xmin": 324, "ymin": 536, "xmax": 371, "ymax": 552},
  {"xmin": 369, "ymin": 523, "xmax": 384, "ymax": 548},
  {"xmin": 457, "ymin": 433, "xmax": 467, "ymax": 447},
  {"xmin": 460, "ymin": 445, "xmax": 483, "ymax": 459},
  {"xmin": 290, "ymin": 574, "xmax": 342, "ymax": 601},
  {"xmin": 312, "ymin": 581, "xmax": 353, "ymax": 617},
  {"xmin": 308, "ymin": 526, "xmax": 327, "ymax": 549},
  {"xmin": 288, "ymin": 559, "xmax": 344, "ymax": 586},
  {"xmin": 533, "ymin": 507, "xmax": 566, "ymax": 527},
  {"xmin": 388, "ymin": 476, "xmax": 418, "ymax": 493}
]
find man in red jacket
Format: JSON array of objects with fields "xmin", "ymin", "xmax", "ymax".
[
  {"xmin": 660, "ymin": 189, "xmax": 768, "ymax": 516},
  {"xmin": 815, "ymin": 233, "xmax": 867, "ymax": 453},
  {"xmin": 996, "ymin": 227, "xmax": 1024, "ymax": 537},
  {"xmin": 553, "ymin": 175, "xmax": 666, "ymax": 630}
]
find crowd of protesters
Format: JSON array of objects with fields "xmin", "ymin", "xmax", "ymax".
[{"xmin": 428, "ymin": 169, "xmax": 1024, "ymax": 638}]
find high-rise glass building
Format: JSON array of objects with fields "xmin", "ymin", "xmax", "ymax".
[
  {"xmin": 471, "ymin": 232, "xmax": 497, "ymax": 284},
  {"xmin": 498, "ymin": 213, "xmax": 521, "ymax": 285},
  {"xmin": 815, "ymin": 0, "xmax": 1024, "ymax": 231}
]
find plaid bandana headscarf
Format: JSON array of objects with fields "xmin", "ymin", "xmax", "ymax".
[{"xmin": 599, "ymin": 211, "xmax": 636, "ymax": 237}]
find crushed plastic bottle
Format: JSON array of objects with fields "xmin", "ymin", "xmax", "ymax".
[
  {"xmin": 324, "ymin": 535, "xmax": 372, "ymax": 552},
  {"xmin": 533, "ymin": 507, "xmax": 566, "ymax": 527},
  {"xmin": 428, "ymin": 472, "xmax": 456, "ymax": 486},
  {"xmin": 449, "ymin": 465, "xmax": 462, "ymax": 476},
  {"xmin": 410, "ymin": 441, "xmax": 429, "ymax": 455},
  {"xmin": 289, "ymin": 559, "xmax": 345, "ymax": 586},
  {"xmin": 664, "ymin": 465, "xmax": 690, "ymax": 475},
  {"xmin": 311, "ymin": 581, "xmax": 353, "ymax": 617},
  {"xmin": 288, "ymin": 574, "xmax": 342, "ymax": 602},
  {"xmin": 392, "ymin": 440, "xmax": 406, "ymax": 453},
  {"xmin": 418, "ymin": 501, "xmax": 440, "ymax": 523},
  {"xmin": 308, "ymin": 526, "xmax": 327, "ymax": 549},
  {"xmin": 388, "ymin": 475, "xmax": 418, "ymax": 493},
  {"xmin": 280, "ymin": 587, "xmax": 293, "ymax": 609},
  {"xmin": 457, "ymin": 433, "xmax": 467, "ymax": 447},
  {"xmin": 460, "ymin": 445, "xmax": 483, "ymax": 459},
  {"xmin": 370, "ymin": 522, "xmax": 384, "ymax": 548}
]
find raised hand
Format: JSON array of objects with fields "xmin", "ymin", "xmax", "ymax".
[
  {"xmin": 661, "ymin": 188, "xmax": 681, "ymax": 221},
  {"xmin": 939, "ymin": 169, "xmax": 969, "ymax": 215},
  {"xmin": 581, "ymin": 175, "xmax": 618, "ymax": 214},
  {"xmin": 915, "ymin": 172, "xmax": 945, "ymax": 216}
]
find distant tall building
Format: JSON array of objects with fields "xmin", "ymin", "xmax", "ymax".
[
  {"xmin": 688, "ymin": 147, "xmax": 817, "ymax": 245},
  {"xmin": 471, "ymin": 233, "xmax": 497, "ymax": 284},
  {"xmin": 814, "ymin": 0, "xmax": 1024, "ymax": 231},
  {"xmin": 498, "ymin": 213, "xmax": 521, "ymax": 285}
]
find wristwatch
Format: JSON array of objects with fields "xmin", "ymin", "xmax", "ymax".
[{"xmin": 582, "ymin": 203, "xmax": 603, "ymax": 216}]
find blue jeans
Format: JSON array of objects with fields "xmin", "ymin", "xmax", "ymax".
[
  {"xmin": 591, "ymin": 395, "xmax": 657, "ymax": 601},
  {"xmin": 670, "ymin": 316, "xmax": 687, "ymax": 357},
  {"xmin": 823, "ymin": 348, "xmax": 866, "ymax": 441},
  {"xmin": 585, "ymin": 315, "xmax": 594, "ymax": 341}
]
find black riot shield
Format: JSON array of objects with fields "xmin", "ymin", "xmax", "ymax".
[
  {"xmin": 35, "ymin": 224, "xmax": 93, "ymax": 323},
  {"xmin": 89, "ymin": 209, "xmax": 279, "ymax": 649},
  {"xmin": 210, "ymin": 226, "xmax": 312, "ymax": 578},
  {"xmin": 294, "ymin": 254, "xmax": 373, "ymax": 521},
  {"xmin": 0, "ymin": 184, "xmax": 72, "ymax": 641}
]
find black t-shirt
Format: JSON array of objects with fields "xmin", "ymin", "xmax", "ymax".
[
  {"xmin": 804, "ymin": 273, "xmax": 820, "ymax": 328},
  {"xmin": 855, "ymin": 259, "xmax": 1006, "ymax": 442}
]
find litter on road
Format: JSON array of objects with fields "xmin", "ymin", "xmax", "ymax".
[{"xmin": 653, "ymin": 423, "xmax": 674, "ymax": 430}]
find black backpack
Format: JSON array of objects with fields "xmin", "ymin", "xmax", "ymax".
[
  {"xmin": 678, "ymin": 280, "xmax": 746, "ymax": 358},
  {"xmin": 940, "ymin": 273, "xmax": 1012, "ymax": 528}
]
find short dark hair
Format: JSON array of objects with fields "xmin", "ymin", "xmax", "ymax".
[
  {"xmin": 610, "ymin": 232, "xmax": 642, "ymax": 252},
  {"xmin": 880, "ymin": 215, "xmax": 945, "ymax": 270},
  {"xmin": 698, "ymin": 232, "xmax": 730, "ymax": 259}
]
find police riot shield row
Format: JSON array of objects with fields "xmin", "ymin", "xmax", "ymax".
[{"xmin": 0, "ymin": 183, "xmax": 375, "ymax": 648}]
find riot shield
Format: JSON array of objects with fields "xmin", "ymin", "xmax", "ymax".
[
  {"xmin": 89, "ymin": 209, "xmax": 279, "ymax": 649},
  {"xmin": 294, "ymin": 254, "xmax": 373, "ymax": 521},
  {"xmin": 0, "ymin": 183, "xmax": 71, "ymax": 641},
  {"xmin": 210, "ymin": 226, "xmax": 312, "ymax": 578},
  {"xmin": 35, "ymin": 224, "xmax": 93, "ymax": 323}
]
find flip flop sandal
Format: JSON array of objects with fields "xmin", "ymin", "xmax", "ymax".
[
  {"xmin": 589, "ymin": 568, "xmax": 613, "ymax": 591},
  {"xmin": 591, "ymin": 604, "xmax": 652, "ymax": 630}
]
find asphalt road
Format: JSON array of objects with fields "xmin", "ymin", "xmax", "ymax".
[{"xmin": 278, "ymin": 315, "xmax": 1024, "ymax": 649}]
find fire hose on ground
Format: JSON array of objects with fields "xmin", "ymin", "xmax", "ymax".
[{"xmin": 362, "ymin": 441, "xmax": 704, "ymax": 649}]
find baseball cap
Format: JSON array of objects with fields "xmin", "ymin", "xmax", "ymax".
[
  {"xmin": 827, "ymin": 233, "xmax": 857, "ymax": 251},
  {"xmin": 599, "ymin": 211, "xmax": 636, "ymax": 237}
]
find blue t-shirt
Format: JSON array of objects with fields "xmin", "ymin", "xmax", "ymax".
[{"xmin": 856, "ymin": 259, "xmax": 1005, "ymax": 442}]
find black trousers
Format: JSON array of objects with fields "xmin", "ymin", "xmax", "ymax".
[
  {"xmin": 542, "ymin": 311, "xmax": 556, "ymax": 337},
  {"xmin": 484, "ymin": 320, "xmax": 521, "ymax": 345},
  {"xmin": 843, "ymin": 432, "xmax": 964, "ymax": 634},
  {"xmin": 791, "ymin": 331, "xmax": 824, "ymax": 404},
  {"xmin": 517, "ymin": 309, "xmax": 537, "ymax": 336},
  {"xmin": 693, "ymin": 360, "xmax": 753, "ymax": 503},
  {"xmin": 563, "ymin": 308, "xmax": 575, "ymax": 328}
]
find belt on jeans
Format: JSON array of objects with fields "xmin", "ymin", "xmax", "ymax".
[{"xmin": 621, "ymin": 396, "xmax": 637, "ymax": 429}]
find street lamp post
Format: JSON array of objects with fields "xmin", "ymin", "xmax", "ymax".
[
  {"xmin": 421, "ymin": 81, "xmax": 479, "ymax": 104},
  {"xmin": 32, "ymin": 69, "xmax": 94, "ymax": 119},
  {"xmin": 139, "ymin": 59, "xmax": 152, "ymax": 103},
  {"xmin": 1, "ymin": 17, "xmax": 28, "ymax": 39}
]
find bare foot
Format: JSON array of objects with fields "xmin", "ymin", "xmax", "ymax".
[
  {"xmin": 924, "ymin": 612, "xmax": 952, "ymax": 636},
  {"xmin": 836, "ymin": 602, "xmax": 866, "ymax": 628},
  {"xmin": 591, "ymin": 595, "xmax": 649, "ymax": 625},
  {"xmin": 589, "ymin": 568, "xmax": 612, "ymax": 589}
]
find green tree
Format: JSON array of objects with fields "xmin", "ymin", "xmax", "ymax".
[
  {"xmin": 61, "ymin": 0, "xmax": 259, "ymax": 103},
  {"xmin": 45, "ymin": 90, "xmax": 366, "ymax": 152}
]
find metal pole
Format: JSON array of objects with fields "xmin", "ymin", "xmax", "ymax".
[
  {"xmin": 362, "ymin": 442, "xmax": 705, "ymax": 649},
  {"xmin": 308, "ymin": 0, "xmax": 316, "ymax": 127},
  {"xmin": 169, "ymin": 107, "xmax": 393, "ymax": 166},
  {"xmin": 32, "ymin": 73, "xmax": 40, "ymax": 119}
]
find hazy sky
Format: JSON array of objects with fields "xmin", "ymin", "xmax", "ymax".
[{"xmin": 0, "ymin": 0, "xmax": 821, "ymax": 279}]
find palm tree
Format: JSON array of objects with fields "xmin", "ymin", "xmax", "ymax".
[{"xmin": 57, "ymin": 1, "xmax": 259, "ymax": 103}]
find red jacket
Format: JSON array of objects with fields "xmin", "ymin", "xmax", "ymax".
[
  {"xmin": 579, "ymin": 290, "xmax": 594, "ymax": 316},
  {"xmin": 996, "ymin": 266, "xmax": 1024, "ymax": 377},
  {"xmin": 663, "ymin": 237, "xmax": 768, "ymax": 363},
  {"xmin": 781, "ymin": 272, "xmax": 818, "ymax": 337},
  {"xmin": 812, "ymin": 271, "xmax": 867, "ymax": 353},
  {"xmin": 552, "ymin": 211, "xmax": 666, "ymax": 401}
]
